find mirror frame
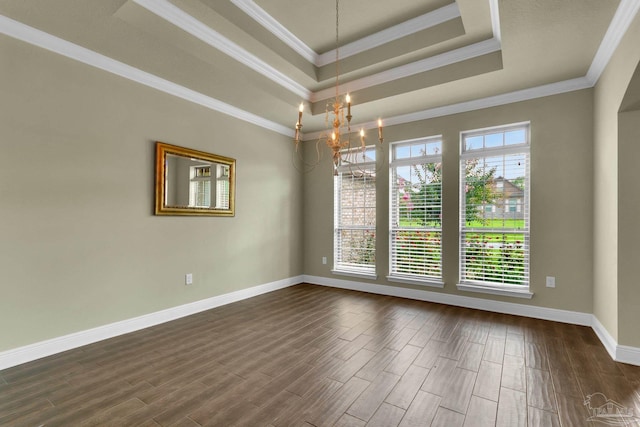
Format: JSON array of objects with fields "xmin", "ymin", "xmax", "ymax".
[{"xmin": 155, "ymin": 141, "xmax": 236, "ymax": 216}]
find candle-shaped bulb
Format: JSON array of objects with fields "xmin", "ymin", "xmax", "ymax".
[
  {"xmin": 345, "ymin": 94, "xmax": 350, "ymax": 104},
  {"xmin": 297, "ymin": 103, "xmax": 304, "ymax": 127},
  {"xmin": 360, "ymin": 128, "xmax": 364, "ymax": 137},
  {"xmin": 331, "ymin": 132, "xmax": 336, "ymax": 141},
  {"xmin": 346, "ymin": 94, "xmax": 351, "ymax": 118},
  {"xmin": 378, "ymin": 119, "xmax": 383, "ymax": 142}
]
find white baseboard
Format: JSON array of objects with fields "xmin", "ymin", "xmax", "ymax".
[
  {"xmin": 591, "ymin": 315, "xmax": 618, "ymax": 361},
  {"xmin": 0, "ymin": 276, "xmax": 302, "ymax": 371},
  {"xmin": 303, "ymin": 274, "xmax": 640, "ymax": 366},
  {"xmin": 4, "ymin": 275, "xmax": 639, "ymax": 370},
  {"xmin": 616, "ymin": 345, "xmax": 640, "ymax": 366},
  {"xmin": 303, "ymin": 275, "xmax": 592, "ymax": 325},
  {"xmin": 591, "ymin": 316, "xmax": 640, "ymax": 366}
]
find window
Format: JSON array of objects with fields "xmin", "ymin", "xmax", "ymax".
[
  {"xmin": 190, "ymin": 165, "xmax": 211, "ymax": 207},
  {"xmin": 333, "ymin": 146, "xmax": 377, "ymax": 277},
  {"xmin": 389, "ymin": 137, "xmax": 443, "ymax": 285},
  {"xmin": 459, "ymin": 123, "xmax": 530, "ymax": 292},
  {"xmin": 216, "ymin": 164, "xmax": 230, "ymax": 209}
]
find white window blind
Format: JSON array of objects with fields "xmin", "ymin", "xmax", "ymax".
[
  {"xmin": 189, "ymin": 180, "xmax": 211, "ymax": 207},
  {"xmin": 390, "ymin": 138, "xmax": 442, "ymax": 282},
  {"xmin": 460, "ymin": 123, "xmax": 530, "ymax": 288},
  {"xmin": 216, "ymin": 164, "xmax": 230, "ymax": 209},
  {"xmin": 334, "ymin": 146, "xmax": 377, "ymax": 275},
  {"xmin": 216, "ymin": 179, "xmax": 229, "ymax": 209},
  {"xmin": 190, "ymin": 165, "xmax": 212, "ymax": 207}
]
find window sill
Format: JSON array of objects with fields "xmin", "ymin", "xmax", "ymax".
[
  {"xmin": 456, "ymin": 283, "xmax": 533, "ymax": 299},
  {"xmin": 332, "ymin": 269, "xmax": 378, "ymax": 280},
  {"xmin": 387, "ymin": 275, "xmax": 444, "ymax": 288}
]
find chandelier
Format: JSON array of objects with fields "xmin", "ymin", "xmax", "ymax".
[{"xmin": 294, "ymin": 0, "xmax": 383, "ymax": 174}]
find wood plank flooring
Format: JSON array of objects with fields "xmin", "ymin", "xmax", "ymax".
[{"xmin": 1, "ymin": 284, "xmax": 640, "ymax": 426}]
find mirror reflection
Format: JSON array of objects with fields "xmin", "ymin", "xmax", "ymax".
[
  {"xmin": 164, "ymin": 154, "xmax": 230, "ymax": 209},
  {"xmin": 155, "ymin": 142, "xmax": 235, "ymax": 216}
]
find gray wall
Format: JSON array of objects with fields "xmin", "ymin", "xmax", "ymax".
[
  {"xmin": 0, "ymin": 36, "xmax": 303, "ymax": 352},
  {"xmin": 619, "ymin": 109, "xmax": 640, "ymax": 347},
  {"xmin": 304, "ymin": 89, "xmax": 595, "ymax": 314},
  {"xmin": 3, "ymin": 9, "xmax": 640, "ymax": 355},
  {"xmin": 593, "ymin": 12, "xmax": 640, "ymax": 347}
]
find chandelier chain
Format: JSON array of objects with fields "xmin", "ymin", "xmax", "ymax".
[{"xmin": 335, "ymin": 0, "xmax": 339, "ymax": 101}]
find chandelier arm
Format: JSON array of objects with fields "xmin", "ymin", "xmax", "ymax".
[
  {"xmin": 316, "ymin": 138, "xmax": 322, "ymax": 164},
  {"xmin": 291, "ymin": 138, "xmax": 325, "ymax": 174},
  {"xmin": 292, "ymin": 145, "xmax": 316, "ymax": 173}
]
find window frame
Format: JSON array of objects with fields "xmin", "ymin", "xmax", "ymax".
[
  {"xmin": 388, "ymin": 137, "xmax": 444, "ymax": 288},
  {"xmin": 332, "ymin": 145, "xmax": 378, "ymax": 279},
  {"xmin": 457, "ymin": 122, "xmax": 532, "ymax": 299},
  {"xmin": 189, "ymin": 165, "xmax": 212, "ymax": 208}
]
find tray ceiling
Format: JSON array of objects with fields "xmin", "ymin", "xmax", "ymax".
[{"xmin": 0, "ymin": 0, "xmax": 630, "ymax": 136}]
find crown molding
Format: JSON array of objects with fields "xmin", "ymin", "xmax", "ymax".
[
  {"xmin": 489, "ymin": 0, "xmax": 501, "ymax": 42},
  {"xmin": 0, "ymin": 14, "xmax": 294, "ymax": 138},
  {"xmin": 230, "ymin": 0, "xmax": 318, "ymax": 64},
  {"xmin": 129, "ymin": 0, "xmax": 495, "ymax": 103},
  {"xmin": 230, "ymin": 0, "xmax": 461, "ymax": 68},
  {"xmin": 586, "ymin": 0, "xmax": 640, "ymax": 85},
  {"xmin": 303, "ymin": 77, "xmax": 591, "ymax": 141},
  {"xmin": 385, "ymin": 77, "xmax": 593, "ymax": 126},
  {"xmin": 133, "ymin": 0, "xmax": 311, "ymax": 100},
  {"xmin": 2, "ymin": 0, "xmax": 638, "ymax": 140},
  {"xmin": 316, "ymin": 3, "xmax": 461, "ymax": 67},
  {"xmin": 139, "ymin": 0, "xmax": 637, "ymax": 103},
  {"xmin": 311, "ymin": 38, "xmax": 501, "ymax": 103}
]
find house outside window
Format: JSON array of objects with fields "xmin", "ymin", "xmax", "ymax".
[
  {"xmin": 389, "ymin": 137, "xmax": 443, "ymax": 286},
  {"xmin": 459, "ymin": 123, "xmax": 530, "ymax": 294},
  {"xmin": 333, "ymin": 146, "xmax": 377, "ymax": 277}
]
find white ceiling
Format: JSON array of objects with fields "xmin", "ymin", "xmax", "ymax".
[{"xmin": 1, "ymin": 0, "xmax": 638, "ymax": 138}]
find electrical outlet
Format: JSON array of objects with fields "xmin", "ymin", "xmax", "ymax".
[
  {"xmin": 322, "ymin": 256, "xmax": 327, "ymax": 265},
  {"xmin": 546, "ymin": 276, "xmax": 555, "ymax": 288},
  {"xmin": 185, "ymin": 273, "xmax": 193, "ymax": 285}
]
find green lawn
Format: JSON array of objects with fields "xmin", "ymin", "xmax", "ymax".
[
  {"xmin": 399, "ymin": 218, "xmax": 525, "ymax": 229},
  {"xmin": 465, "ymin": 218, "xmax": 525, "ymax": 229},
  {"xmin": 393, "ymin": 219, "xmax": 527, "ymax": 285}
]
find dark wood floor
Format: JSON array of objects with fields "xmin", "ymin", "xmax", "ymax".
[{"xmin": 2, "ymin": 284, "xmax": 640, "ymax": 426}]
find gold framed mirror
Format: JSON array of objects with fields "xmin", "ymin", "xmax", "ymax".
[{"xmin": 155, "ymin": 141, "xmax": 235, "ymax": 216}]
